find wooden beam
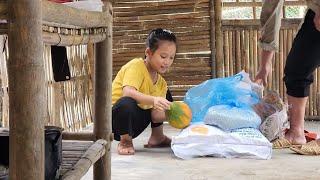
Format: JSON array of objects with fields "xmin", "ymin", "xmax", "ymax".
[
  {"xmin": 221, "ymin": 19, "xmax": 302, "ymax": 29},
  {"xmin": 94, "ymin": 1, "xmax": 113, "ymax": 180},
  {"xmin": 0, "ymin": 1, "xmax": 111, "ymax": 28},
  {"xmin": 62, "ymin": 132, "xmax": 96, "ymax": 141},
  {"xmin": 61, "ymin": 139, "xmax": 107, "ymax": 180},
  {"xmin": 43, "ymin": 1, "xmax": 111, "ymax": 28},
  {"xmin": 8, "ymin": 1, "xmax": 45, "ymax": 179}
]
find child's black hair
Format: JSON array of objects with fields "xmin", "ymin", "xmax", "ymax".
[{"xmin": 146, "ymin": 28, "xmax": 177, "ymax": 53}]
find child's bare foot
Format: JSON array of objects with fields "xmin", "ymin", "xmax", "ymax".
[
  {"xmin": 118, "ymin": 135, "xmax": 135, "ymax": 155},
  {"xmin": 117, "ymin": 140, "xmax": 135, "ymax": 155},
  {"xmin": 144, "ymin": 135, "xmax": 171, "ymax": 148}
]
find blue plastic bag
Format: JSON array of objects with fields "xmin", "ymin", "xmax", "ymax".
[{"xmin": 184, "ymin": 71, "xmax": 261, "ymax": 123}]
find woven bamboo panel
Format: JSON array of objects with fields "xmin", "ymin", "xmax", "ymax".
[
  {"xmin": 113, "ymin": 0, "xmax": 212, "ymax": 101},
  {"xmin": 44, "ymin": 45, "xmax": 94, "ymax": 131}
]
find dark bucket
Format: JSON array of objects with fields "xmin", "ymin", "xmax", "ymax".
[{"xmin": 0, "ymin": 126, "xmax": 63, "ymax": 180}]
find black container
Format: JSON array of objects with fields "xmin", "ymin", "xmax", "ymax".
[{"xmin": 0, "ymin": 126, "xmax": 63, "ymax": 180}]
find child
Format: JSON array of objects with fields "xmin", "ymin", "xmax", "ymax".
[{"xmin": 112, "ymin": 28, "xmax": 177, "ymax": 155}]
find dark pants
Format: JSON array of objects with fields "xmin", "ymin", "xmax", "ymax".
[
  {"xmin": 284, "ymin": 10, "xmax": 320, "ymax": 97},
  {"xmin": 112, "ymin": 90, "xmax": 173, "ymax": 141}
]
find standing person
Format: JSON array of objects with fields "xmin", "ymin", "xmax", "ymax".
[
  {"xmin": 112, "ymin": 28, "xmax": 176, "ymax": 155},
  {"xmin": 255, "ymin": 0, "xmax": 320, "ymax": 148}
]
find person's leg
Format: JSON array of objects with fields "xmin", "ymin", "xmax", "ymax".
[
  {"xmin": 146, "ymin": 90, "xmax": 173, "ymax": 146},
  {"xmin": 283, "ymin": 9, "xmax": 320, "ymax": 145},
  {"xmin": 285, "ymin": 95, "xmax": 308, "ymax": 144},
  {"xmin": 112, "ymin": 97, "xmax": 151, "ymax": 155}
]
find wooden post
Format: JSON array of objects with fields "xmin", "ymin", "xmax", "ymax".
[
  {"xmin": 214, "ymin": 0, "xmax": 224, "ymax": 77},
  {"xmin": 8, "ymin": 1, "xmax": 45, "ymax": 180},
  {"xmin": 209, "ymin": 0, "xmax": 216, "ymax": 78},
  {"xmin": 93, "ymin": 1, "xmax": 113, "ymax": 180}
]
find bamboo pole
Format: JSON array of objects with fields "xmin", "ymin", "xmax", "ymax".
[
  {"xmin": 62, "ymin": 139, "xmax": 107, "ymax": 180},
  {"xmin": 43, "ymin": 32, "xmax": 107, "ymax": 46},
  {"xmin": 223, "ymin": 31, "xmax": 229, "ymax": 77},
  {"xmin": 279, "ymin": 30, "xmax": 284, "ymax": 99},
  {"xmin": 93, "ymin": 1, "xmax": 112, "ymax": 180},
  {"xmin": 0, "ymin": 35, "xmax": 8, "ymax": 127},
  {"xmin": 228, "ymin": 31, "xmax": 234, "ymax": 75},
  {"xmin": 8, "ymin": 1, "xmax": 45, "ymax": 179},
  {"xmin": 214, "ymin": 0, "xmax": 224, "ymax": 77},
  {"xmin": 313, "ymin": 71, "xmax": 317, "ymax": 116},
  {"xmin": 244, "ymin": 30, "xmax": 250, "ymax": 73},
  {"xmin": 209, "ymin": 0, "xmax": 216, "ymax": 78},
  {"xmin": 316, "ymin": 69, "xmax": 320, "ymax": 116},
  {"xmin": 236, "ymin": 31, "xmax": 241, "ymax": 73},
  {"xmin": 253, "ymin": 30, "xmax": 258, "ymax": 78}
]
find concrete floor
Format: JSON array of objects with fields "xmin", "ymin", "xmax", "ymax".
[{"xmin": 82, "ymin": 121, "xmax": 320, "ymax": 180}]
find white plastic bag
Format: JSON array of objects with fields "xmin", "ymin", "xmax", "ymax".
[{"xmin": 171, "ymin": 123, "xmax": 272, "ymax": 160}]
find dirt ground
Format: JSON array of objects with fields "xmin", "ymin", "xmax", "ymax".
[{"xmin": 82, "ymin": 121, "xmax": 320, "ymax": 180}]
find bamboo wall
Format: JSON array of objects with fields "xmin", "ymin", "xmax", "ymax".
[{"xmin": 113, "ymin": 0, "xmax": 212, "ymax": 100}]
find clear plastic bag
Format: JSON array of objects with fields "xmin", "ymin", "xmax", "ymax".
[{"xmin": 204, "ymin": 105, "xmax": 261, "ymax": 131}]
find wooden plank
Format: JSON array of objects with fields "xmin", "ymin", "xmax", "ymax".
[
  {"xmin": 8, "ymin": 1, "xmax": 45, "ymax": 179},
  {"xmin": 62, "ymin": 140, "xmax": 107, "ymax": 180},
  {"xmin": 43, "ymin": 1, "xmax": 111, "ymax": 28},
  {"xmin": 63, "ymin": 132, "xmax": 96, "ymax": 141}
]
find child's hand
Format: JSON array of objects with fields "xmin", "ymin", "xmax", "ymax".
[{"xmin": 153, "ymin": 97, "xmax": 172, "ymax": 111}]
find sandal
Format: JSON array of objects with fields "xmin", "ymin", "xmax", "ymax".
[
  {"xmin": 144, "ymin": 136, "xmax": 171, "ymax": 148},
  {"xmin": 272, "ymin": 138, "xmax": 300, "ymax": 149},
  {"xmin": 290, "ymin": 140, "xmax": 320, "ymax": 155},
  {"xmin": 117, "ymin": 141, "xmax": 135, "ymax": 155}
]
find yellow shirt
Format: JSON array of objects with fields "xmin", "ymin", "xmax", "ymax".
[{"xmin": 112, "ymin": 58, "xmax": 168, "ymax": 109}]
